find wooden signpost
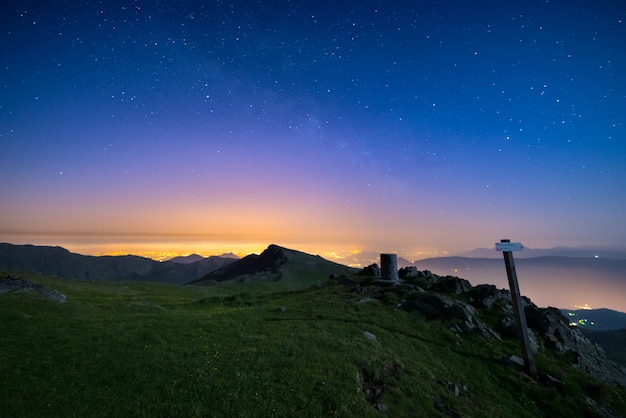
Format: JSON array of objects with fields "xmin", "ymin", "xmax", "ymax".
[{"xmin": 496, "ymin": 239, "xmax": 537, "ymax": 378}]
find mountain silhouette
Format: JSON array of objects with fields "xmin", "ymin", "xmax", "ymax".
[
  {"xmin": 562, "ymin": 308, "xmax": 626, "ymax": 331},
  {"xmin": 0, "ymin": 243, "xmax": 235, "ymax": 284},
  {"xmin": 167, "ymin": 254, "xmax": 205, "ymax": 264},
  {"xmin": 190, "ymin": 244, "xmax": 358, "ymax": 286}
]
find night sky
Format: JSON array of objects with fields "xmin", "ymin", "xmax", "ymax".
[{"xmin": 2, "ymin": 1, "xmax": 625, "ymax": 261}]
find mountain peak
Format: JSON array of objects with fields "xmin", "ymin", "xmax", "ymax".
[
  {"xmin": 191, "ymin": 244, "xmax": 357, "ymax": 286},
  {"xmin": 167, "ymin": 254, "xmax": 204, "ymax": 264},
  {"xmin": 262, "ymin": 244, "xmax": 292, "ymax": 259}
]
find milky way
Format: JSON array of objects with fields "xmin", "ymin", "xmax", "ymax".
[{"xmin": 1, "ymin": 1, "xmax": 625, "ymax": 259}]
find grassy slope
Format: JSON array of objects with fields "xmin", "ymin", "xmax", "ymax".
[{"xmin": 1, "ymin": 273, "xmax": 625, "ymax": 417}]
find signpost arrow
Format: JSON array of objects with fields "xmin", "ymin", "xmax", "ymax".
[
  {"xmin": 497, "ymin": 239, "xmax": 537, "ymax": 378},
  {"xmin": 495, "ymin": 242, "xmax": 523, "ymax": 252}
]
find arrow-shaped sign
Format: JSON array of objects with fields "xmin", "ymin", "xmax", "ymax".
[{"xmin": 495, "ymin": 242, "xmax": 523, "ymax": 252}]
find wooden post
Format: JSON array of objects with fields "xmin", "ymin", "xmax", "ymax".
[{"xmin": 499, "ymin": 239, "xmax": 537, "ymax": 378}]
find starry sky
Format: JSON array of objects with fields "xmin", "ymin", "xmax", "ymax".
[{"xmin": 1, "ymin": 0, "xmax": 625, "ymax": 261}]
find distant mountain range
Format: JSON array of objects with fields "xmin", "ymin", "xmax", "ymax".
[
  {"xmin": 0, "ymin": 243, "xmax": 356, "ymax": 288},
  {"xmin": 455, "ymin": 245, "xmax": 626, "ymax": 260},
  {"xmin": 562, "ymin": 308, "xmax": 626, "ymax": 331},
  {"xmin": 0, "ymin": 243, "xmax": 236, "ymax": 285},
  {"xmin": 167, "ymin": 252, "xmax": 239, "ymax": 264},
  {"xmin": 335, "ymin": 245, "xmax": 626, "ymax": 269},
  {"xmin": 2, "ymin": 242, "xmax": 625, "ymax": 314}
]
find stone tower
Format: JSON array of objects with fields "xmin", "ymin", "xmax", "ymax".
[{"xmin": 380, "ymin": 253, "xmax": 399, "ymax": 281}]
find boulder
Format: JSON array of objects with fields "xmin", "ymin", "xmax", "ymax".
[
  {"xmin": 432, "ymin": 275, "xmax": 472, "ymax": 295},
  {"xmin": 398, "ymin": 266, "xmax": 419, "ymax": 279},
  {"xmin": 360, "ymin": 264, "xmax": 380, "ymax": 277},
  {"xmin": 468, "ymin": 284, "xmax": 513, "ymax": 312}
]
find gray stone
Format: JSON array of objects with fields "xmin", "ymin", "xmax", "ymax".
[
  {"xmin": 363, "ymin": 331, "xmax": 377, "ymax": 341},
  {"xmin": 42, "ymin": 289, "xmax": 67, "ymax": 303},
  {"xmin": 447, "ymin": 382, "xmax": 461, "ymax": 396},
  {"xmin": 433, "ymin": 276, "xmax": 472, "ymax": 295},
  {"xmin": 469, "ymin": 284, "xmax": 512, "ymax": 312},
  {"xmin": 398, "ymin": 266, "xmax": 419, "ymax": 278},
  {"xmin": 374, "ymin": 403, "xmax": 389, "ymax": 412},
  {"xmin": 360, "ymin": 263, "xmax": 380, "ymax": 277},
  {"xmin": 0, "ymin": 276, "xmax": 67, "ymax": 303},
  {"xmin": 503, "ymin": 354, "xmax": 525, "ymax": 369}
]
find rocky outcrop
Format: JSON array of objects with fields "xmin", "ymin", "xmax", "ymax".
[
  {"xmin": 399, "ymin": 267, "xmax": 472, "ymax": 294},
  {"xmin": 358, "ymin": 265, "xmax": 626, "ymax": 387},
  {"xmin": 0, "ymin": 275, "xmax": 67, "ymax": 303},
  {"xmin": 359, "ymin": 263, "xmax": 381, "ymax": 277},
  {"xmin": 525, "ymin": 305, "xmax": 626, "ymax": 386},
  {"xmin": 400, "ymin": 293, "xmax": 501, "ymax": 339}
]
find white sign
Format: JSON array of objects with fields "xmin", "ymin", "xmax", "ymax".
[{"xmin": 495, "ymin": 242, "xmax": 523, "ymax": 252}]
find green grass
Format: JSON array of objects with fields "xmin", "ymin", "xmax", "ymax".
[{"xmin": 1, "ymin": 273, "xmax": 625, "ymax": 417}]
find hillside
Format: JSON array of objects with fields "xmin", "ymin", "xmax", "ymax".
[
  {"xmin": 2, "ymin": 268, "xmax": 626, "ymax": 417},
  {"xmin": 0, "ymin": 243, "xmax": 235, "ymax": 284},
  {"xmin": 190, "ymin": 244, "xmax": 358, "ymax": 289}
]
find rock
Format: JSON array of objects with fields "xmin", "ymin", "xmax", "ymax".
[
  {"xmin": 360, "ymin": 264, "xmax": 380, "ymax": 277},
  {"xmin": 0, "ymin": 275, "xmax": 67, "ymax": 303},
  {"xmin": 398, "ymin": 266, "xmax": 419, "ymax": 279},
  {"xmin": 521, "ymin": 305, "xmax": 626, "ymax": 386},
  {"xmin": 408, "ymin": 269, "xmax": 440, "ymax": 289},
  {"xmin": 401, "ymin": 293, "xmax": 473, "ymax": 321},
  {"xmin": 401, "ymin": 293, "xmax": 497, "ymax": 337},
  {"xmin": 392, "ymin": 283, "xmax": 425, "ymax": 296},
  {"xmin": 528, "ymin": 328, "xmax": 540, "ymax": 354},
  {"xmin": 538, "ymin": 371, "xmax": 564, "ymax": 386},
  {"xmin": 363, "ymin": 331, "xmax": 377, "ymax": 341},
  {"xmin": 42, "ymin": 289, "xmax": 67, "ymax": 303},
  {"xmin": 432, "ymin": 276, "xmax": 472, "ymax": 295},
  {"xmin": 374, "ymin": 403, "xmax": 389, "ymax": 412},
  {"xmin": 353, "ymin": 267, "xmax": 626, "ymax": 388},
  {"xmin": 499, "ymin": 316, "xmax": 517, "ymax": 335},
  {"xmin": 447, "ymin": 382, "xmax": 461, "ymax": 396},
  {"xmin": 401, "ymin": 294, "xmax": 452, "ymax": 319},
  {"xmin": 503, "ymin": 354, "xmax": 526, "ymax": 369},
  {"xmin": 468, "ymin": 284, "xmax": 512, "ymax": 312}
]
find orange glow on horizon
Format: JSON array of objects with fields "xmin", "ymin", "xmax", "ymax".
[{"xmin": 1, "ymin": 232, "xmax": 454, "ymax": 265}]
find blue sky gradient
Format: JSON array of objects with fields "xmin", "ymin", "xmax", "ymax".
[{"xmin": 1, "ymin": 0, "xmax": 625, "ymax": 259}]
